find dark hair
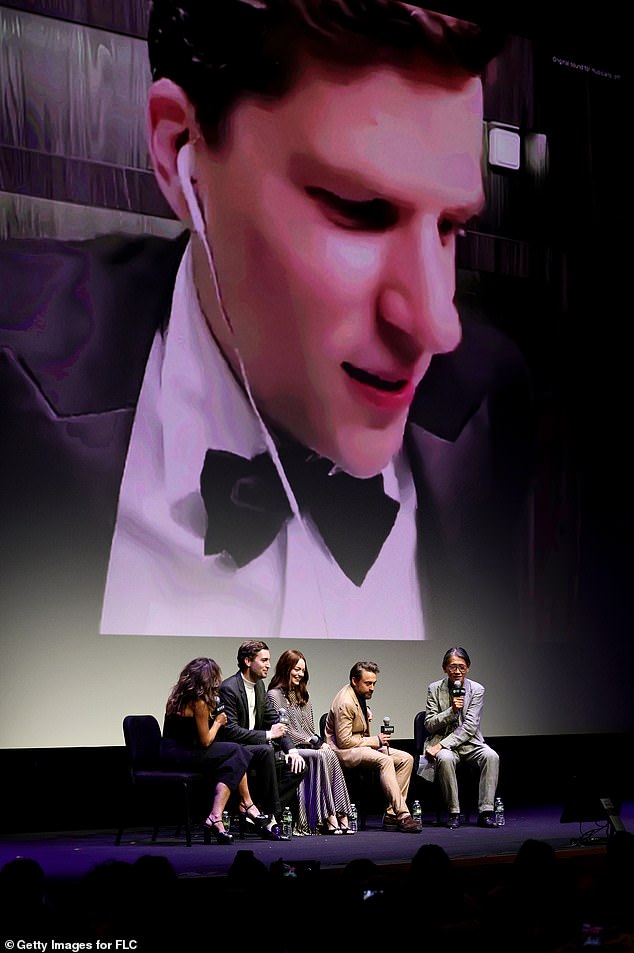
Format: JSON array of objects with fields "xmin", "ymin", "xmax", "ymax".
[
  {"xmin": 349, "ymin": 660, "xmax": 379, "ymax": 683},
  {"xmin": 148, "ymin": 0, "xmax": 503, "ymax": 146},
  {"xmin": 237, "ymin": 639, "xmax": 269, "ymax": 672},
  {"xmin": 269, "ymin": 649, "xmax": 309, "ymax": 705},
  {"xmin": 166, "ymin": 657, "xmax": 222, "ymax": 715},
  {"xmin": 442, "ymin": 646, "xmax": 471, "ymax": 669}
]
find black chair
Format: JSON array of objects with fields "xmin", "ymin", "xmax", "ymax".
[
  {"xmin": 116, "ymin": 715, "xmax": 206, "ymax": 847},
  {"xmin": 412, "ymin": 710, "xmax": 478, "ymax": 824},
  {"xmin": 319, "ymin": 712, "xmax": 382, "ymax": 830}
]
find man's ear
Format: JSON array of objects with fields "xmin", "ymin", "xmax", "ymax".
[{"xmin": 147, "ymin": 77, "xmax": 199, "ymax": 223}]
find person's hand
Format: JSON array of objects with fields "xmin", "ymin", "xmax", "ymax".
[
  {"xmin": 451, "ymin": 696, "xmax": 464, "ymax": 713},
  {"xmin": 425, "ymin": 743, "xmax": 442, "ymax": 760},
  {"xmin": 378, "ymin": 732, "xmax": 391, "ymax": 747},
  {"xmin": 286, "ymin": 750, "xmax": 306, "ymax": 773},
  {"xmin": 270, "ymin": 722, "xmax": 287, "ymax": 739},
  {"xmin": 367, "ymin": 707, "xmax": 373, "ymax": 723},
  {"xmin": 214, "ymin": 711, "xmax": 228, "ymax": 727}
]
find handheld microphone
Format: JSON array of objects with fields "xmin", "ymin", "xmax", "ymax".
[
  {"xmin": 381, "ymin": 715, "xmax": 394, "ymax": 752},
  {"xmin": 214, "ymin": 694, "xmax": 225, "ymax": 716},
  {"xmin": 451, "ymin": 680, "xmax": 465, "ymax": 698},
  {"xmin": 278, "ymin": 707, "xmax": 290, "ymax": 726}
]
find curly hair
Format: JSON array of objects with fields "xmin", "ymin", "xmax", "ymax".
[
  {"xmin": 166, "ymin": 657, "xmax": 222, "ymax": 715},
  {"xmin": 148, "ymin": 0, "xmax": 504, "ymax": 145},
  {"xmin": 269, "ymin": 649, "xmax": 310, "ymax": 705}
]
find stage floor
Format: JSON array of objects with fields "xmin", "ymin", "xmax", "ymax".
[{"xmin": 2, "ymin": 801, "xmax": 632, "ymax": 885}]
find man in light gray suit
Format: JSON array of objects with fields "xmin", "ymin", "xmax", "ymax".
[{"xmin": 418, "ymin": 646, "xmax": 499, "ymax": 828}]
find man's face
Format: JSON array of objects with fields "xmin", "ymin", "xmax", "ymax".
[
  {"xmin": 443, "ymin": 654, "xmax": 470, "ymax": 684},
  {"xmin": 352, "ymin": 669, "xmax": 377, "ymax": 699},
  {"xmin": 192, "ymin": 56, "xmax": 484, "ymax": 476},
  {"xmin": 245, "ymin": 649, "xmax": 271, "ymax": 682}
]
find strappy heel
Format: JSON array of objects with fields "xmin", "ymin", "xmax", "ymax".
[
  {"xmin": 237, "ymin": 805, "xmax": 288, "ymax": 841},
  {"xmin": 203, "ymin": 816, "xmax": 233, "ymax": 845},
  {"xmin": 320, "ymin": 819, "xmax": 343, "ymax": 835},
  {"xmin": 239, "ymin": 801, "xmax": 268, "ymax": 824}
]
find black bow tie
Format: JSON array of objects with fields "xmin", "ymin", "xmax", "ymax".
[{"xmin": 200, "ymin": 444, "xmax": 399, "ymax": 586}]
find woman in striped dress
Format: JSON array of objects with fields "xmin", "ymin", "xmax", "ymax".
[{"xmin": 267, "ymin": 649, "xmax": 353, "ymax": 834}]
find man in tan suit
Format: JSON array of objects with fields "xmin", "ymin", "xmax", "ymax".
[{"xmin": 325, "ymin": 661, "xmax": 421, "ymax": 832}]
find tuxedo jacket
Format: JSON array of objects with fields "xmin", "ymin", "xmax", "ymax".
[
  {"xmin": 218, "ymin": 671, "xmax": 293, "ymax": 754},
  {"xmin": 0, "ymin": 233, "xmax": 533, "ymax": 639}
]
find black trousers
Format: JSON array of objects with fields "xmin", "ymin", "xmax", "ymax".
[{"xmin": 243, "ymin": 744, "xmax": 306, "ymax": 818}]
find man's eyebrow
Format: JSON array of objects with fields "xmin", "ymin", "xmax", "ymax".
[
  {"xmin": 288, "ymin": 151, "xmax": 486, "ymax": 219},
  {"xmin": 288, "ymin": 152, "xmax": 401, "ymax": 204}
]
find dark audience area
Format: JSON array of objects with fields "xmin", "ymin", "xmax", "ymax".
[{"xmin": 2, "ymin": 833, "xmax": 633, "ymax": 952}]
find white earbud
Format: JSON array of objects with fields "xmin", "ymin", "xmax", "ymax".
[
  {"xmin": 175, "ymin": 138, "xmax": 311, "ymax": 550},
  {"xmin": 176, "ymin": 142, "xmax": 208, "ymax": 241}
]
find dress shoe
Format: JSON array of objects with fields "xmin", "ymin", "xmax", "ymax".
[
  {"xmin": 382, "ymin": 813, "xmax": 398, "ymax": 831},
  {"xmin": 396, "ymin": 813, "xmax": 422, "ymax": 833},
  {"xmin": 477, "ymin": 811, "xmax": 497, "ymax": 828},
  {"xmin": 446, "ymin": 813, "xmax": 461, "ymax": 829}
]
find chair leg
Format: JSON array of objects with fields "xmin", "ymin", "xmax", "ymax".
[{"xmin": 183, "ymin": 781, "xmax": 193, "ymax": 847}]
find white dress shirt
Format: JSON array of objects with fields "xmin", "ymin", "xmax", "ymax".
[{"xmin": 100, "ymin": 241, "xmax": 424, "ymax": 639}]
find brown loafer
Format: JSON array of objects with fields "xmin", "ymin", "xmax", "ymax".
[
  {"xmin": 382, "ymin": 813, "xmax": 398, "ymax": 831},
  {"xmin": 396, "ymin": 813, "xmax": 422, "ymax": 833}
]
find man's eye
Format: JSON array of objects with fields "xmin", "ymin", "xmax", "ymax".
[{"xmin": 307, "ymin": 187, "xmax": 397, "ymax": 231}]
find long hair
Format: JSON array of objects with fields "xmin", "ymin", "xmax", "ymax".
[
  {"xmin": 166, "ymin": 657, "xmax": 222, "ymax": 715},
  {"xmin": 269, "ymin": 649, "xmax": 309, "ymax": 706}
]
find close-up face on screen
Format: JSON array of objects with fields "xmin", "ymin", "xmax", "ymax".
[{"xmin": 0, "ymin": 1, "xmax": 630, "ymax": 748}]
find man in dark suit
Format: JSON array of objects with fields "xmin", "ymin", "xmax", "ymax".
[
  {"xmin": 0, "ymin": 1, "xmax": 532, "ymax": 643},
  {"xmin": 218, "ymin": 640, "xmax": 306, "ymax": 837}
]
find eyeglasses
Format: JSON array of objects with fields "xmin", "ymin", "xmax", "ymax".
[{"xmin": 446, "ymin": 664, "xmax": 468, "ymax": 672}]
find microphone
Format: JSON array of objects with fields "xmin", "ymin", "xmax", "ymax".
[
  {"xmin": 451, "ymin": 680, "xmax": 465, "ymax": 698},
  {"xmin": 278, "ymin": 707, "xmax": 290, "ymax": 726},
  {"xmin": 381, "ymin": 715, "xmax": 395, "ymax": 752},
  {"xmin": 213, "ymin": 694, "xmax": 225, "ymax": 716},
  {"xmin": 382, "ymin": 715, "xmax": 395, "ymax": 736}
]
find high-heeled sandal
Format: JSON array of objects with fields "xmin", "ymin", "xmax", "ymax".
[
  {"xmin": 337, "ymin": 815, "xmax": 355, "ymax": 834},
  {"xmin": 237, "ymin": 812, "xmax": 289, "ymax": 841},
  {"xmin": 239, "ymin": 801, "xmax": 268, "ymax": 823},
  {"xmin": 203, "ymin": 817, "xmax": 234, "ymax": 845},
  {"xmin": 320, "ymin": 820, "xmax": 343, "ymax": 835}
]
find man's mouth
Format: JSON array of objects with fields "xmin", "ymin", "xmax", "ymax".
[{"xmin": 342, "ymin": 362, "xmax": 407, "ymax": 393}]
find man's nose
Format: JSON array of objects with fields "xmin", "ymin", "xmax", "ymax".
[{"xmin": 377, "ymin": 216, "xmax": 462, "ymax": 361}]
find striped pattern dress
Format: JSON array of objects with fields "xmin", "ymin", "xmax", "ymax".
[{"xmin": 267, "ymin": 688, "xmax": 351, "ymax": 833}]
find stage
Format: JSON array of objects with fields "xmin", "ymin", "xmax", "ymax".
[
  {"xmin": 2, "ymin": 801, "xmax": 632, "ymax": 952},
  {"xmin": 2, "ymin": 801, "xmax": 631, "ymax": 884}
]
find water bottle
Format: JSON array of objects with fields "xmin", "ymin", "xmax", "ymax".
[
  {"xmin": 282, "ymin": 806, "xmax": 293, "ymax": 839},
  {"xmin": 222, "ymin": 810, "xmax": 231, "ymax": 832},
  {"xmin": 494, "ymin": 797, "xmax": 505, "ymax": 827},
  {"xmin": 412, "ymin": 800, "xmax": 422, "ymax": 824},
  {"xmin": 349, "ymin": 803, "xmax": 358, "ymax": 833}
]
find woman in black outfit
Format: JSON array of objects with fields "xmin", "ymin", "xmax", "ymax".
[{"xmin": 161, "ymin": 657, "xmax": 269, "ymax": 843}]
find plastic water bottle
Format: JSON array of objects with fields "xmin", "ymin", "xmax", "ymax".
[
  {"xmin": 222, "ymin": 810, "xmax": 231, "ymax": 831},
  {"xmin": 494, "ymin": 797, "xmax": 505, "ymax": 827},
  {"xmin": 349, "ymin": 803, "xmax": 358, "ymax": 833},
  {"xmin": 282, "ymin": 806, "xmax": 293, "ymax": 839},
  {"xmin": 412, "ymin": 800, "xmax": 422, "ymax": 824}
]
